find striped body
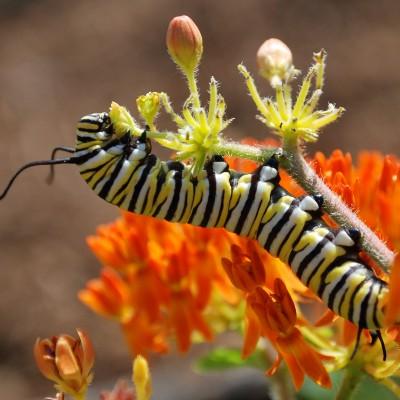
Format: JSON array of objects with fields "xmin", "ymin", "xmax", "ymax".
[{"xmin": 75, "ymin": 112, "xmax": 388, "ymax": 329}]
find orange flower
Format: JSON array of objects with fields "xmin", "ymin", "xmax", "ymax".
[
  {"xmin": 87, "ymin": 219, "xmax": 143, "ymax": 271},
  {"xmin": 34, "ymin": 330, "xmax": 95, "ymax": 399},
  {"xmin": 180, "ymin": 225, "xmax": 237, "ymax": 307},
  {"xmin": 220, "ymin": 230, "xmax": 330, "ymax": 388},
  {"xmin": 248, "ymin": 281, "xmax": 331, "ymax": 389},
  {"xmin": 165, "ymin": 249, "xmax": 213, "ymax": 352},
  {"xmin": 78, "ymin": 268, "xmax": 133, "ymax": 322},
  {"xmin": 385, "ymin": 253, "xmax": 400, "ymax": 326},
  {"xmin": 121, "ymin": 313, "xmax": 168, "ymax": 356},
  {"xmin": 222, "ymin": 241, "xmax": 266, "ymax": 293},
  {"xmin": 221, "ymin": 240, "xmax": 266, "ymax": 358}
]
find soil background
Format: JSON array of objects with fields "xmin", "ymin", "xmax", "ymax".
[{"xmin": 0, "ymin": 1, "xmax": 399, "ymax": 399}]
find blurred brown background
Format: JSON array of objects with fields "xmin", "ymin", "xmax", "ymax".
[{"xmin": 0, "ymin": 0, "xmax": 400, "ymax": 399}]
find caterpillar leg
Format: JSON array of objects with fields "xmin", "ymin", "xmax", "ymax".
[
  {"xmin": 350, "ymin": 327, "xmax": 363, "ymax": 360},
  {"xmin": 350, "ymin": 329, "xmax": 387, "ymax": 361},
  {"xmin": 370, "ymin": 330, "xmax": 387, "ymax": 361}
]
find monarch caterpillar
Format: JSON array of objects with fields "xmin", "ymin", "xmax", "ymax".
[{"xmin": 0, "ymin": 111, "xmax": 388, "ymax": 357}]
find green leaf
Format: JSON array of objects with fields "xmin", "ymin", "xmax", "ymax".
[{"xmin": 195, "ymin": 347, "xmax": 268, "ymax": 372}]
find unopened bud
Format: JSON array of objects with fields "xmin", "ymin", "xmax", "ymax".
[
  {"xmin": 257, "ymin": 38, "xmax": 293, "ymax": 87},
  {"xmin": 166, "ymin": 15, "xmax": 203, "ymax": 73},
  {"xmin": 133, "ymin": 355, "xmax": 152, "ymax": 400},
  {"xmin": 136, "ymin": 92, "xmax": 161, "ymax": 128}
]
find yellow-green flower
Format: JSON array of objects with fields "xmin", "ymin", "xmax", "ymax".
[{"xmin": 240, "ymin": 47, "xmax": 344, "ymax": 143}]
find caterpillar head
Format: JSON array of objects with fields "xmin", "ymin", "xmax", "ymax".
[
  {"xmin": 76, "ymin": 112, "xmax": 114, "ymax": 146},
  {"xmin": 75, "ymin": 112, "xmax": 151, "ymax": 157}
]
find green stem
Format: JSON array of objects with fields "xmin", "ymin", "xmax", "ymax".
[
  {"xmin": 186, "ymin": 69, "xmax": 201, "ymax": 109},
  {"xmin": 214, "ymin": 140, "xmax": 279, "ymax": 163},
  {"xmin": 336, "ymin": 363, "xmax": 363, "ymax": 400},
  {"xmin": 271, "ymin": 366, "xmax": 296, "ymax": 400},
  {"xmin": 281, "ymin": 136, "xmax": 394, "ymax": 271}
]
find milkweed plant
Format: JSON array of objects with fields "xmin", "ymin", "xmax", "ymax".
[{"xmin": 31, "ymin": 15, "xmax": 400, "ymax": 400}]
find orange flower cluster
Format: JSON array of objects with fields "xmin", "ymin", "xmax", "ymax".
[
  {"xmin": 79, "ymin": 213, "xmax": 239, "ymax": 354},
  {"xmin": 313, "ymin": 150, "xmax": 400, "ymax": 249}
]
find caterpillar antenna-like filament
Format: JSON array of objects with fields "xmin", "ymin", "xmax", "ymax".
[
  {"xmin": 46, "ymin": 146, "xmax": 75, "ymax": 184},
  {"xmin": 0, "ymin": 158, "xmax": 74, "ymax": 200}
]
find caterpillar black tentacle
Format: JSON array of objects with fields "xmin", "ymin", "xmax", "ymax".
[
  {"xmin": 0, "ymin": 158, "xmax": 74, "ymax": 201},
  {"xmin": 0, "ymin": 112, "xmax": 390, "ymax": 348},
  {"xmin": 46, "ymin": 146, "xmax": 75, "ymax": 184}
]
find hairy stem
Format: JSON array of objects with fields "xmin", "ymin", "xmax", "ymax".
[
  {"xmin": 214, "ymin": 139, "xmax": 279, "ymax": 163},
  {"xmin": 187, "ymin": 69, "xmax": 201, "ymax": 109},
  {"xmin": 281, "ymin": 136, "xmax": 394, "ymax": 270}
]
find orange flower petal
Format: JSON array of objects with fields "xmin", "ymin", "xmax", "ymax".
[
  {"xmin": 34, "ymin": 338, "xmax": 60, "ymax": 382},
  {"xmin": 76, "ymin": 329, "xmax": 95, "ymax": 379},
  {"xmin": 242, "ymin": 302, "xmax": 261, "ymax": 359},
  {"xmin": 266, "ymin": 353, "xmax": 283, "ymax": 377},
  {"xmin": 55, "ymin": 336, "xmax": 83, "ymax": 391},
  {"xmin": 314, "ymin": 309, "xmax": 337, "ymax": 327},
  {"xmin": 277, "ymin": 329, "xmax": 331, "ymax": 389}
]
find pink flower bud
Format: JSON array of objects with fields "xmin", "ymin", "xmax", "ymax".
[{"xmin": 166, "ymin": 15, "xmax": 203, "ymax": 73}]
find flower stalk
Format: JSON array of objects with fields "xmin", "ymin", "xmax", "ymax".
[{"xmin": 335, "ymin": 361, "xmax": 363, "ymax": 400}]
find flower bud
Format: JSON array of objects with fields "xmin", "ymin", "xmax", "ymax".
[
  {"xmin": 166, "ymin": 15, "xmax": 203, "ymax": 73},
  {"xmin": 133, "ymin": 355, "xmax": 152, "ymax": 400},
  {"xmin": 34, "ymin": 329, "xmax": 95, "ymax": 397},
  {"xmin": 136, "ymin": 92, "xmax": 161, "ymax": 128},
  {"xmin": 257, "ymin": 38, "xmax": 293, "ymax": 87}
]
